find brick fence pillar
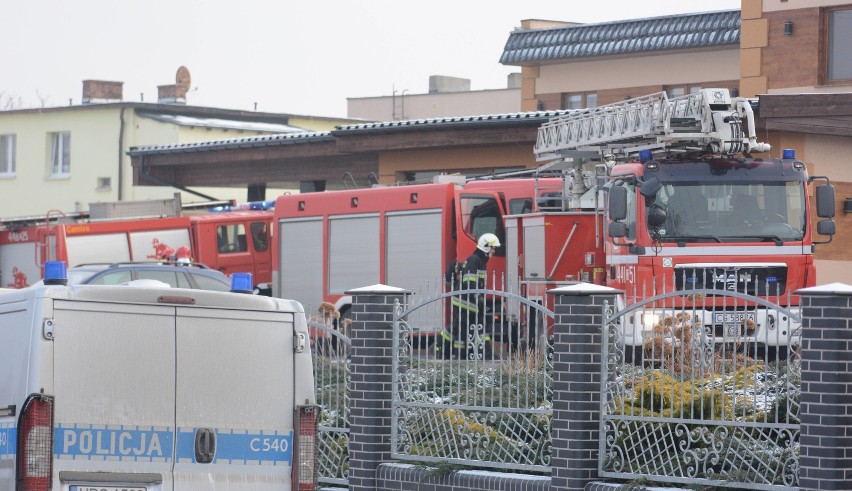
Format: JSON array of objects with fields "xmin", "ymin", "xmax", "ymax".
[
  {"xmin": 796, "ymin": 283, "xmax": 852, "ymax": 491},
  {"xmin": 548, "ymin": 283, "xmax": 622, "ymax": 491},
  {"xmin": 345, "ymin": 284, "xmax": 411, "ymax": 491}
]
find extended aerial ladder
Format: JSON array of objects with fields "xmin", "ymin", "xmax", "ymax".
[{"xmin": 534, "ymin": 88, "xmax": 771, "ymax": 162}]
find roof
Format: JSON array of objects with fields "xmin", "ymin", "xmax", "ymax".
[
  {"xmin": 128, "ymin": 109, "xmax": 571, "ymax": 156},
  {"xmin": 129, "ymin": 131, "xmax": 333, "ymax": 156},
  {"xmin": 137, "ymin": 112, "xmax": 307, "ymax": 133},
  {"xmin": 500, "ymin": 9, "xmax": 740, "ymax": 65},
  {"xmin": 332, "ymin": 110, "xmax": 570, "ymax": 134}
]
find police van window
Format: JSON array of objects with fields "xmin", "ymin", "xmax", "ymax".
[
  {"xmin": 250, "ymin": 222, "xmax": 269, "ymax": 252},
  {"xmin": 217, "ymin": 224, "xmax": 248, "ymax": 253},
  {"xmin": 460, "ymin": 195, "xmax": 505, "ymax": 257}
]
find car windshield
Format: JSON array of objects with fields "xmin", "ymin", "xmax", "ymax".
[{"xmin": 652, "ymin": 182, "xmax": 806, "ymax": 242}]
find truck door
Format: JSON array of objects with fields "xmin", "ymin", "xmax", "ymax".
[
  {"xmin": 173, "ymin": 306, "xmax": 296, "ymax": 490},
  {"xmin": 52, "ymin": 300, "xmax": 176, "ymax": 491},
  {"xmin": 210, "ymin": 221, "xmax": 257, "ymax": 281}
]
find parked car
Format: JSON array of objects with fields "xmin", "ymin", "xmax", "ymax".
[{"xmin": 59, "ymin": 261, "xmax": 232, "ymax": 291}]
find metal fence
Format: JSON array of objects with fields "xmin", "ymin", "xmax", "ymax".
[
  {"xmin": 599, "ymin": 284, "xmax": 801, "ymax": 490},
  {"xmin": 308, "ymin": 303, "xmax": 351, "ymax": 487},
  {"xmin": 390, "ymin": 277, "xmax": 555, "ymax": 473}
]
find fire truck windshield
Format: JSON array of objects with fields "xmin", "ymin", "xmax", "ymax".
[{"xmin": 650, "ymin": 182, "xmax": 806, "ymax": 242}]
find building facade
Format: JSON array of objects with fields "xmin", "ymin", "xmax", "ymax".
[{"xmin": 0, "ymin": 77, "xmax": 357, "ymax": 218}]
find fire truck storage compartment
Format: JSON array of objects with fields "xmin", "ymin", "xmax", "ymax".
[
  {"xmin": 278, "ymin": 217, "xmax": 324, "ymax": 308},
  {"xmin": 328, "ymin": 213, "xmax": 379, "ymax": 295},
  {"xmin": 386, "ymin": 210, "xmax": 443, "ymax": 293}
]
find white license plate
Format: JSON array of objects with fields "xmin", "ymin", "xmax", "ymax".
[
  {"xmin": 70, "ymin": 486, "xmax": 146, "ymax": 491},
  {"xmin": 713, "ymin": 312, "xmax": 755, "ymax": 324}
]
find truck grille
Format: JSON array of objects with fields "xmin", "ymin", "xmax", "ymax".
[{"xmin": 673, "ymin": 265, "xmax": 787, "ymax": 296}]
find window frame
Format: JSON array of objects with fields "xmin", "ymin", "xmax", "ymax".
[
  {"xmin": 0, "ymin": 134, "xmax": 15, "ymax": 177},
  {"xmin": 822, "ymin": 5, "xmax": 852, "ymax": 85},
  {"xmin": 49, "ymin": 131, "xmax": 71, "ymax": 178},
  {"xmin": 561, "ymin": 91, "xmax": 598, "ymax": 110}
]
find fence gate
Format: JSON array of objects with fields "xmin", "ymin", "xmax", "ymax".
[
  {"xmin": 308, "ymin": 305, "xmax": 351, "ymax": 487},
  {"xmin": 390, "ymin": 281, "xmax": 555, "ymax": 473},
  {"xmin": 599, "ymin": 287, "xmax": 801, "ymax": 490}
]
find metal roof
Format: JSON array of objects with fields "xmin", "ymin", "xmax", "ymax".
[
  {"xmin": 500, "ymin": 10, "xmax": 740, "ymax": 65},
  {"xmin": 333, "ymin": 110, "xmax": 572, "ymax": 134},
  {"xmin": 128, "ymin": 110, "xmax": 573, "ymax": 155},
  {"xmin": 128, "ymin": 131, "xmax": 333, "ymax": 156}
]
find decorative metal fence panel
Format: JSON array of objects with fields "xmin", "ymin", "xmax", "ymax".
[
  {"xmin": 308, "ymin": 303, "xmax": 351, "ymax": 487},
  {"xmin": 390, "ymin": 277, "xmax": 555, "ymax": 473},
  {"xmin": 600, "ymin": 281, "xmax": 801, "ymax": 490}
]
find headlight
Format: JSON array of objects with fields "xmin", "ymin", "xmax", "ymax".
[{"xmin": 640, "ymin": 312, "xmax": 660, "ymax": 329}]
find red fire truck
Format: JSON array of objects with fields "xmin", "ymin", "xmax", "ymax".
[
  {"xmin": 272, "ymin": 175, "xmax": 566, "ymax": 341},
  {"xmin": 0, "ymin": 197, "xmax": 275, "ymax": 293},
  {"xmin": 271, "ymin": 89, "xmax": 835, "ymax": 352},
  {"xmin": 511, "ymin": 88, "xmax": 836, "ymax": 350}
]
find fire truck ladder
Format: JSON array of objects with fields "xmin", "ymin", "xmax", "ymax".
[{"xmin": 534, "ymin": 89, "xmax": 770, "ymax": 162}]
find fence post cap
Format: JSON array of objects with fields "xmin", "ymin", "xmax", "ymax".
[
  {"xmin": 345, "ymin": 284, "xmax": 413, "ymax": 295},
  {"xmin": 795, "ymin": 282, "xmax": 852, "ymax": 296},
  {"xmin": 548, "ymin": 282, "xmax": 623, "ymax": 295}
]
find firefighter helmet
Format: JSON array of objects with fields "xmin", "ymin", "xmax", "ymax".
[
  {"xmin": 175, "ymin": 246, "xmax": 192, "ymax": 264},
  {"xmin": 476, "ymin": 233, "xmax": 501, "ymax": 253},
  {"xmin": 160, "ymin": 247, "xmax": 175, "ymax": 261}
]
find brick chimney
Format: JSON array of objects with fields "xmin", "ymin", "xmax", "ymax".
[
  {"xmin": 157, "ymin": 84, "xmax": 187, "ymax": 105},
  {"xmin": 82, "ymin": 80, "xmax": 124, "ymax": 104}
]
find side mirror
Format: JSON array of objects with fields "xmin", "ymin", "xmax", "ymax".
[
  {"xmin": 639, "ymin": 177, "xmax": 662, "ymax": 198},
  {"xmin": 609, "ymin": 186, "xmax": 627, "ymax": 221},
  {"xmin": 609, "ymin": 221, "xmax": 628, "ymax": 238},
  {"xmin": 816, "ymin": 184, "xmax": 836, "ymax": 218},
  {"xmin": 817, "ymin": 219, "xmax": 836, "ymax": 236}
]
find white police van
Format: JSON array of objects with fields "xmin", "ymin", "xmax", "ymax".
[{"xmin": 0, "ymin": 262, "xmax": 318, "ymax": 491}]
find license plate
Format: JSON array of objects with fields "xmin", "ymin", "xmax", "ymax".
[
  {"xmin": 713, "ymin": 312, "xmax": 755, "ymax": 324},
  {"xmin": 70, "ymin": 486, "xmax": 146, "ymax": 491}
]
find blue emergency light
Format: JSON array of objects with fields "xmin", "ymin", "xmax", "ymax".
[
  {"xmin": 44, "ymin": 261, "xmax": 68, "ymax": 285},
  {"xmin": 782, "ymin": 149, "xmax": 796, "ymax": 159},
  {"xmin": 230, "ymin": 273, "xmax": 254, "ymax": 294},
  {"xmin": 639, "ymin": 150, "xmax": 653, "ymax": 162}
]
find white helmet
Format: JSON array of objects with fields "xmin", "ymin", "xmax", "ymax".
[{"xmin": 477, "ymin": 233, "xmax": 501, "ymax": 253}]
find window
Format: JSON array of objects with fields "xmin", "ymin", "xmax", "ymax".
[
  {"xmin": 0, "ymin": 134, "xmax": 14, "ymax": 176},
  {"xmin": 216, "ymin": 224, "xmax": 247, "ymax": 253},
  {"xmin": 561, "ymin": 92, "xmax": 598, "ymax": 109},
  {"xmin": 826, "ymin": 7, "xmax": 852, "ymax": 82},
  {"xmin": 459, "ymin": 195, "xmax": 505, "ymax": 257},
  {"xmin": 664, "ymin": 86, "xmax": 709, "ymax": 98},
  {"xmin": 250, "ymin": 221, "xmax": 269, "ymax": 252},
  {"xmin": 49, "ymin": 132, "xmax": 71, "ymax": 177}
]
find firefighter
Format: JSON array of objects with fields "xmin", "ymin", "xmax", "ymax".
[{"xmin": 437, "ymin": 233, "xmax": 501, "ymax": 360}]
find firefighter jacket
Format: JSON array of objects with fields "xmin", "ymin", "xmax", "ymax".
[{"xmin": 451, "ymin": 249, "xmax": 488, "ymax": 314}]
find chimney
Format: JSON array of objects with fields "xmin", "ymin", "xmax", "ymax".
[
  {"xmin": 507, "ymin": 73, "xmax": 522, "ymax": 89},
  {"xmin": 158, "ymin": 66, "xmax": 192, "ymax": 105},
  {"xmin": 157, "ymin": 84, "xmax": 187, "ymax": 105},
  {"xmin": 82, "ymin": 80, "xmax": 124, "ymax": 104}
]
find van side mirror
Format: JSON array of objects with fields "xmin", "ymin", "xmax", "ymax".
[
  {"xmin": 609, "ymin": 186, "xmax": 627, "ymax": 221},
  {"xmin": 816, "ymin": 184, "xmax": 836, "ymax": 218}
]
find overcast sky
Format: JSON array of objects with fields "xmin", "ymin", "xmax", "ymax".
[{"xmin": 2, "ymin": 0, "xmax": 740, "ymax": 118}]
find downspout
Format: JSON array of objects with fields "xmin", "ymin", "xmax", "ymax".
[
  {"xmin": 118, "ymin": 107, "xmax": 125, "ymax": 200},
  {"xmin": 138, "ymin": 154, "xmax": 222, "ymax": 201}
]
